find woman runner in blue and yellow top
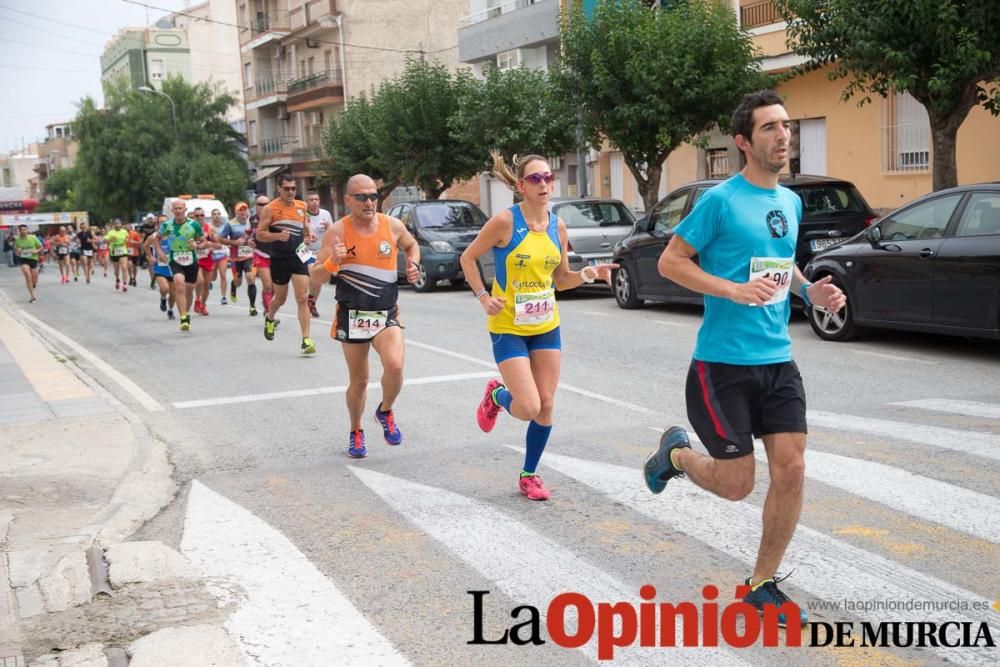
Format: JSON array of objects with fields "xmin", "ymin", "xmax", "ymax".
[{"xmin": 460, "ymin": 153, "xmax": 617, "ymax": 500}]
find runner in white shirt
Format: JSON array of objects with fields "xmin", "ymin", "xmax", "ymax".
[{"xmin": 305, "ymin": 190, "xmax": 335, "ymax": 318}]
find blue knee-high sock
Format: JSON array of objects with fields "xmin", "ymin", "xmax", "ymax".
[
  {"xmin": 522, "ymin": 421, "xmax": 552, "ymax": 475},
  {"xmin": 492, "ymin": 386, "xmax": 512, "ymax": 412}
]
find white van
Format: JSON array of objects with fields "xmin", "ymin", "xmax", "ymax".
[{"xmin": 160, "ymin": 196, "xmax": 231, "ymax": 225}]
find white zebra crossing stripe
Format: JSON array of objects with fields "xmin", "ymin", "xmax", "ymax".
[
  {"xmin": 891, "ymin": 399, "xmax": 1000, "ymax": 420},
  {"xmin": 531, "ymin": 450, "xmax": 999, "ymax": 666},
  {"xmin": 350, "ymin": 467, "xmax": 752, "ymax": 666},
  {"xmin": 181, "ymin": 480, "xmax": 409, "ymax": 666},
  {"xmin": 752, "ymin": 449, "xmax": 1000, "ymax": 543},
  {"xmin": 808, "ymin": 410, "xmax": 1000, "ymax": 462}
]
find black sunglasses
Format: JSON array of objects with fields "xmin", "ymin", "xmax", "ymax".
[
  {"xmin": 255, "ymin": 201, "xmax": 268, "ymax": 206},
  {"xmin": 349, "ymin": 193, "xmax": 378, "ymax": 203}
]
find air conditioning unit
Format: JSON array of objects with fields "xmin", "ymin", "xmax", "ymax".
[
  {"xmin": 276, "ymin": 106, "xmax": 288, "ymax": 120},
  {"xmin": 309, "ymin": 111, "xmax": 324, "ymax": 125}
]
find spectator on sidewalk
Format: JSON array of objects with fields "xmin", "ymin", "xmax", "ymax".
[{"xmin": 3, "ymin": 232, "xmax": 15, "ymax": 267}]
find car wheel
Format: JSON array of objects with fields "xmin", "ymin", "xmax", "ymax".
[
  {"xmin": 613, "ymin": 263, "xmax": 644, "ymax": 309},
  {"xmin": 807, "ymin": 277, "xmax": 859, "ymax": 341},
  {"xmin": 412, "ymin": 263, "xmax": 435, "ymax": 293}
]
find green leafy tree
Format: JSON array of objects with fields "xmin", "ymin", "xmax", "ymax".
[
  {"xmin": 73, "ymin": 76, "xmax": 247, "ymax": 220},
  {"xmin": 372, "ymin": 59, "xmax": 481, "ymax": 200},
  {"xmin": 320, "ymin": 92, "xmax": 400, "ymax": 210},
  {"xmin": 775, "ymin": 0, "xmax": 1000, "ymax": 191},
  {"xmin": 558, "ymin": 0, "xmax": 768, "ymax": 210},
  {"xmin": 451, "ymin": 65, "xmax": 578, "ymax": 168}
]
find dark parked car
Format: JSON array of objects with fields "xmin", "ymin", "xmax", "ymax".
[
  {"xmin": 612, "ymin": 175, "xmax": 877, "ymax": 309},
  {"xmin": 385, "ymin": 200, "xmax": 495, "ymax": 292},
  {"xmin": 805, "ymin": 183, "xmax": 1000, "ymax": 341},
  {"xmin": 548, "ymin": 197, "xmax": 637, "ymax": 274}
]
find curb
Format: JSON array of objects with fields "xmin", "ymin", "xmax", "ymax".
[{"xmin": 0, "ymin": 297, "xmax": 178, "ymax": 617}]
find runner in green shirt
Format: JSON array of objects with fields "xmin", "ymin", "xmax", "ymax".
[
  {"xmin": 157, "ymin": 198, "xmax": 206, "ymax": 331},
  {"xmin": 14, "ymin": 225, "xmax": 42, "ymax": 303},
  {"xmin": 105, "ymin": 219, "xmax": 130, "ymax": 292}
]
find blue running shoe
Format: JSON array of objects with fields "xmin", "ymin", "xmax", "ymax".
[
  {"xmin": 742, "ymin": 574, "xmax": 808, "ymax": 628},
  {"xmin": 373, "ymin": 405, "xmax": 402, "ymax": 445},
  {"xmin": 643, "ymin": 425, "xmax": 691, "ymax": 494},
  {"xmin": 347, "ymin": 430, "xmax": 367, "ymax": 459}
]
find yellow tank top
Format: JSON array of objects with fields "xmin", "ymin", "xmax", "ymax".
[{"xmin": 487, "ymin": 205, "xmax": 562, "ymax": 335}]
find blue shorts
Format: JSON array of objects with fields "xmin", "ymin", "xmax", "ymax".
[
  {"xmin": 490, "ymin": 327, "xmax": 562, "ymax": 364},
  {"xmin": 153, "ymin": 264, "xmax": 173, "ymax": 279}
]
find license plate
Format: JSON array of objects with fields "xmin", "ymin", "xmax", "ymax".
[
  {"xmin": 588, "ymin": 256, "xmax": 612, "ymax": 266},
  {"xmin": 810, "ymin": 238, "xmax": 843, "ymax": 251}
]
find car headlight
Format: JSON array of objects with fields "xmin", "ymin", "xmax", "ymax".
[{"xmin": 429, "ymin": 240, "xmax": 455, "ymax": 253}]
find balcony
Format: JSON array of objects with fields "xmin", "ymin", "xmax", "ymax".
[
  {"xmin": 741, "ymin": 0, "xmax": 782, "ymax": 30},
  {"xmin": 290, "ymin": 142, "xmax": 324, "ymax": 163},
  {"xmin": 239, "ymin": 9, "xmax": 291, "ymax": 48},
  {"xmin": 249, "ymin": 135, "xmax": 294, "ymax": 165},
  {"xmin": 246, "ymin": 74, "xmax": 288, "ymax": 109},
  {"xmin": 286, "ymin": 69, "xmax": 344, "ymax": 113},
  {"xmin": 458, "ymin": 0, "xmax": 559, "ymax": 64}
]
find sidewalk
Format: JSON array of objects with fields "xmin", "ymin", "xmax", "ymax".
[{"xmin": 0, "ymin": 289, "xmax": 244, "ymax": 666}]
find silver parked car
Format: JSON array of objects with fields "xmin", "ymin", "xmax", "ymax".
[{"xmin": 549, "ymin": 197, "xmax": 637, "ymax": 276}]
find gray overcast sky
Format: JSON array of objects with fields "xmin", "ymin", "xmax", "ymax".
[{"xmin": 0, "ymin": 0, "xmax": 189, "ymax": 153}]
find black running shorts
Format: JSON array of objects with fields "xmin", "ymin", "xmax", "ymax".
[
  {"xmin": 169, "ymin": 261, "xmax": 199, "ymax": 283},
  {"xmin": 270, "ymin": 254, "xmax": 309, "ymax": 286},
  {"xmin": 685, "ymin": 359, "xmax": 807, "ymax": 459}
]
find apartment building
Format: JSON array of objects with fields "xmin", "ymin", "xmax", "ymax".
[
  {"xmin": 651, "ymin": 0, "xmax": 1000, "ymax": 211},
  {"xmin": 101, "ymin": 27, "xmax": 193, "ymax": 91},
  {"xmin": 32, "ymin": 123, "xmax": 79, "ymax": 201},
  {"xmin": 238, "ymin": 0, "xmax": 469, "ymax": 209}
]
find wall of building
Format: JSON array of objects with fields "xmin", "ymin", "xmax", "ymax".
[
  {"xmin": 779, "ymin": 66, "xmax": 1000, "ymax": 211},
  {"xmin": 170, "ymin": 0, "xmax": 245, "ymax": 121}
]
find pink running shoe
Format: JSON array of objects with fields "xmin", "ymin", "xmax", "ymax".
[
  {"xmin": 476, "ymin": 379, "xmax": 504, "ymax": 432},
  {"xmin": 518, "ymin": 474, "xmax": 550, "ymax": 501}
]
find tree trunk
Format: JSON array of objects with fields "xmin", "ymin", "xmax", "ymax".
[
  {"xmin": 376, "ymin": 183, "xmax": 396, "ymax": 212},
  {"xmin": 632, "ymin": 162, "xmax": 662, "ymax": 212},
  {"xmin": 423, "ymin": 184, "xmax": 447, "ymax": 200},
  {"xmin": 928, "ymin": 117, "xmax": 961, "ymax": 192}
]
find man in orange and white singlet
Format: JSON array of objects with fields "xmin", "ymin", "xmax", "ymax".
[
  {"xmin": 318, "ymin": 173, "xmax": 420, "ymax": 459},
  {"xmin": 256, "ymin": 173, "xmax": 317, "ymax": 355}
]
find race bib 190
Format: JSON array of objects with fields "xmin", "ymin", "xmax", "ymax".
[
  {"xmin": 348, "ymin": 309, "xmax": 388, "ymax": 340},
  {"xmin": 514, "ymin": 289, "xmax": 556, "ymax": 325},
  {"xmin": 749, "ymin": 257, "xmax": 794, "ymax": 306}
]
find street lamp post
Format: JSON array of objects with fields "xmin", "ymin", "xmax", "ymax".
[{"xmin": 138, "ymin": 85, "xmax": 177, "ymax": 138}]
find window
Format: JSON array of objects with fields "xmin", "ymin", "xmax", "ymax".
[
  {"xmin": 307, "ymin": 57, "xmax": 315, "ymax": 75},
  {"xmin": 706, "ymin": 149, "xmax": 729, "ymax": 179},
  {"xmin": 651, "ymin": 190, "xmax": 689, "ymax": 231},
  {"xmin": 879, "ymin": 194, "xmax": 962, "ymax": 241},
  {"xmin": 324, "ymin": 50, "xmax": 332, "ymax": 74},
  {"xmin": 955, "ymin": 193, "xmax": 1000, "ymax": 237},
  {"xmin": 248, "ymin": 120, "xmax": 257, "ymax": 146},
  {"xmin": 553, "ymin": 202, "xmax": 635, "ymax": 228},
  {"xmin": 796, "ymin": 184, "xmax": 867, "ymax": 220},
  {"xmin": 149, "ymin": 59, "xmax": 164, "ymax": 81},
  {"xmin": 244, "ymin": 62, "xmax": 253, "ymax": 89},
  {"xmin": 496, "ymin": 49, "xmax": 521, "ymax": 70},
  {"xmin": 881, "ymin": 91, "xmax": 930, "ymax": 172}
]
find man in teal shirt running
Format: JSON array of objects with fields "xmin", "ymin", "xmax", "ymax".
[{"xmin": 643, "ymin": 90, "xmax": 846, "ymax": 628}]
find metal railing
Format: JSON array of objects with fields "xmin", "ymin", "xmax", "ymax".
[
  {"xmin": 256, "ymin": 136, "xmax": 294, "ymax": 157},
  {"xmin": 740, "ymin": 0, "xmax": 781, "ymax": 29},
  {"xmin": 458, "ymin": 0, "xmax": 549, "ymax": 29},
  {"xmin": 240, "ymin": 9, "xmax": 291, "ymax": 43},
  {"xmin": 291, "ymin": 143, "xmax": 325, "ymax": 162},
  {"xmin": 287, "ymin": 69, "xmax": 343, "ymax": 95},
  {"xmin": 253, "ymin": 74, "xmax": 288, "ymax": 99}
]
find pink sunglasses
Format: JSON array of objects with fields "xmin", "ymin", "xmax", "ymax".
[{"xmin": 520, "ymin": 172, "xmax": 555, "ymax": 185}]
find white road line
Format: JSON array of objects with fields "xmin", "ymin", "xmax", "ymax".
[
  {"xmin": 533, "ymin": 450, "xmax": 999, "ymax": 666},
  {"xmin": 891, "ymin": 398, "xmax": 1000, "ymax": 419},
  {"xmin": 405, "ymin": 339, "xmax": 496, "ymax": 370},
  {"xmin": 172, "ymin": 371, "xmax": 496, "ymax": 409},
  {"xmin": 847, "ymin": 349, "xmax": 938, "ymax": 365},
  {"xmin": 809, "ymin": 410, "xmax": 1000, "ymax": 462},
  {"xmin": 17, "ymin": 310, "xmax": 164, "ymax": 412},
  {"xmin": 351, "ymin": 467, "xmax": 750, "ymax": 666},
  {"xmin": 753, "ymin": 449, "xmax": 1000, "ymax": 543},
  {"xmin": 559, "ymin": 383, "xmax": 660, "ymax": 416},
  {"xmin": 650, "ymin": 319, "xmax": 690, "ymax": 327},
  {"xmin": 182, "ymin": 480, "xmax": 408, "ymax": 666},
  {"xmin": 581, "ymin": 310, "xmax": 611, "ymax": 317}
]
